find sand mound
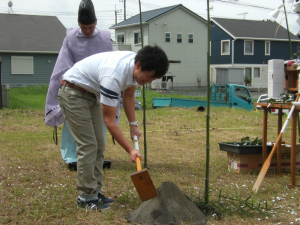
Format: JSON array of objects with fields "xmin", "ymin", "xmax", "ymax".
[{"xmin": 127, "ymin": 181, "xmax": 207, "ymax": 225}]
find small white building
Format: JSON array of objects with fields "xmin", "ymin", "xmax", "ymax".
[{"xmin": 110, "ymin": 4, "xmax": 208, "ymax": 90}]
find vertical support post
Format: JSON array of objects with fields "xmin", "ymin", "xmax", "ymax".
[
  {"xmin": 138, "ymin": 0, "xmax": 147, "ymax": 168},
  {"xmin": 277, "ymin": 109, "xmax": 283, "ymax": 172},
  {"xmin": 298, "ymin": 115, "xmax": 300, "ymax": 143},
  {"xmin": 262, "ymin": 107, "xmax": 268, "ymax": 163},
  {"xmin": 291, "ymin": 109, "xmax": 297, "ymax": 186},
  {"xmin": 205, "ymin": 0, "xmax": 211, "ymax": 205}
]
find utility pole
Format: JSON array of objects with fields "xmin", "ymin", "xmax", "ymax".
[
  {"xmin": 124, "ymin": 0, "xmax": 126, "ymax": 20},
  {"xmin": 115, "ymin": 4, "xmax": 117, "ymax": 24},
  {"xmin": 115, "ymin": 7, "xmax": 122, "ymax": 25},
  {"xmin": 119, "ymin": 0, "xmax": 126, "ymax": 20}
]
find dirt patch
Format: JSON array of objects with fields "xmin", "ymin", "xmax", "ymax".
[
  {"xmin": 167, "ymin": 129, "xmax": 182, "ymax": 136},
  {"xmin": 127, "ymin": 181, "xmax": 207, "ymax": 225}
]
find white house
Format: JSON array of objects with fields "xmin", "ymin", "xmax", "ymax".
[{"xmin": 110, "ymin": 4, "xmax": 208, "ymax": 90}]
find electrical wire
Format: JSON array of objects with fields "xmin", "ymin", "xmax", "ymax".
[
  {"xmin": 122, "ymin": 0, "xmax": 161, "ymax": 9},
  {"xmin": 197, "ymin": 0, "xmax": 299, "ymax": 15},
  {"xmin": 1, "ymin": 0, "xmax": 299, "ymax": 32}
]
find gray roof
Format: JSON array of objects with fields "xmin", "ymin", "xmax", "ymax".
[
  {"xmin": 0, "ymin": 13, "xmax": 66, "ymax": 53},
  {"xmin": 110, "ymin": 4, "xmax": 206, "ymax": 29},
  {"xmin": 212, "ymin": 17, "xmax": 300, "ymax": 40}
]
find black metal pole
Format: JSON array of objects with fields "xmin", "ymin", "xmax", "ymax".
[
  {"xmin": 205, "ymin": 0, "xmax": 211, "ymax": 205},
  {"xmin": 138, "ymin": 0, "xmax": 147, "ymax": 167}
]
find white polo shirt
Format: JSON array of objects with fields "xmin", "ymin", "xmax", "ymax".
[{"xmin": 63, "ymin": 51, "xmax": 137, "ymax": 107}]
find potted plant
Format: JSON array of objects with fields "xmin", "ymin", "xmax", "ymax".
[
  {"xmin": 267, "ymin": 93, "xmax": 293, "ymax": 105},
  {"xmin": 219, "ymin": 137, "xmax": 272, "ymax": 154}
]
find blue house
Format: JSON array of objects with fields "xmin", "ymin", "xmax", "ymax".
[
  {"xmin": 210, "ymin": 18, "xmax": 300, "ymax": 88},
  {"xmin": 0, "ymin": 13, "xmax": 66, "ymax": 88}
]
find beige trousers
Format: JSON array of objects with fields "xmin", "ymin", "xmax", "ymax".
[{"xmin": 57, "ymin": 85, "xmax": 105, "ymax": 201}]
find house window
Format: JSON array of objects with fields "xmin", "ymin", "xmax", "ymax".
[
  {"xmin": 165, "ymin": 32, "xmax": 170, "ymax": 43},
  {"xmin": 265, "ymin": 41, "xmax": 270, "ymax": 55},
  {"xmin": 245, "ymin": 67, "xmax": 252, "ymax": 84},
  {"xmin": 134, "ymin": 32, "xmax": 141, "ymax": 44},
  {"xmin": 177, "ymin": 33, "xmax": 182, "ymax": 43},
  {"xmin": 254, "ymin": 68, "xmax": 260, "ymax": 78},
  {"xmin": 244, "ymin": 40, "xmax": 254, "ymax": 55},
  {"xmin": 117, "ymin": 34, "xmax": 124, "ymax": 44},
  {"xmin": 11, "ymin": 56, "xmax": 34, "ymax": 74},
  {"xmin": 221, "ymin": 40, "xmax": 230, "ymax": 55},
  {"xmin": 188, "ymin": 33, "xmax": 193, "ymax": 43}
]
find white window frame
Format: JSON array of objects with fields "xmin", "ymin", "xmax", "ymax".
[
  {"xmin": 165, "ymin": 32, "xmax": 171, "ymax": 43},
  {"xmin": 221, "ymin": 40, "xmax": 230, "ymax": 55},
  {"xmin": 134, "ymin": 31, "xmax": 141, "ymax": 45},
  {"xmin": 265, "ymin": 41, "xmax": 270, "ymax": 55},
  {"xmin": 177, "ymin": 33, "xmax": 182, "ymax": 43},
  {"xmin": 254, "ymin": 67, "xmax": 260, "ymax": 78},
  {"xmin": 188, "ymin": 33, "xmax": 194, "ymax": 44},
  {"xmin": 244, "ymin": 40, "xmax": 254, "ymax": 55},
  {"xmin": 11, "ymin": 56, "xmax": 34, "ymax": 74},
  {"xmin": 116, "ymin": 32, "xmax": 125, "ymax": 44}
]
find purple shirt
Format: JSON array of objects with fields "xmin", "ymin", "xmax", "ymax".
[{"xmin": 45, "ymin": 28, "xmax": 119, "ymax": 126}]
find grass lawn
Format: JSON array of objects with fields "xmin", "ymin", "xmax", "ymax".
[
  {"xmin": 0, "ymin": 86, "xmax": 298, "ymax": 224},
  {"xmin": 6, "ymin": 85, "xmax": 206, "ymax": 110},
  {"xmin": 7, "ymin": 85, "xmax": 49, "ymax": 109}
]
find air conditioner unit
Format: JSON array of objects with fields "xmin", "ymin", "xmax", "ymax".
[
  {"xmin": 151, "ymin": 82, "xmax": 161, "ymax": 89},
  {"xmin": 161, "ymin": 81, "xmax": 169, "ymax": 90}
]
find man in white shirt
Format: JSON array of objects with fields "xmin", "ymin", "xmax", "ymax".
[{"xmin": 57, "ymin": 45, "xmax": 169, "ymax": 211}]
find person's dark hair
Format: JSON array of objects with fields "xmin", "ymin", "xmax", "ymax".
[{"xmin": 135, "ymin": 45, "xmax": 169, "ymax": 78}]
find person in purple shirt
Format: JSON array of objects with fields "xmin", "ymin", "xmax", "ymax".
[{"xmin": 44, "ymin": 0, "xmax": 117, "ymax": 209}]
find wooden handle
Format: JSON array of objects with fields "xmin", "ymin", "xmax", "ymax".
[
  {"xmin": 133, "ymin": 135, "xmax": 142, "ymax": 171},
  {"xmin": 252, "ymin": 133, "xmax": 283, "ymax": 193},
  {"xmin": 136, "ymin": 157, "xmax": 142, "ymax": 171},
  {"xmin": 252, "ymin": 101, "xmax": 298, "ymax": 193}
]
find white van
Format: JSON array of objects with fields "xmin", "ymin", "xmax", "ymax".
[{"xmin": 255, "ymin": 94, "xmax": 293, "ymax": 115}]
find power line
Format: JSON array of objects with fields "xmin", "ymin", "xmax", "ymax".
[
  {"xmin": 0, "ymin": 7, "xmax": 113, "ymax": 15},
  {"xmin": 0, "ymin": 1, "xmax": 297, "ymax": 19},
  {"xmin": 126, "ymin": 0, "xmax": 161, "ymax": 9},
  {"xmin": 1, "ymin": 1, "xmax": 298, "ymax": 32},
  {"xmin": 197, "ymin": 0, "xmax": 298, "ymax": 15}
]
